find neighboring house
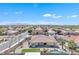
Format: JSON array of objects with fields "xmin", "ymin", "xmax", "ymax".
[
  {"xmin": 67, "ymin": 35, "xmax": 79, "ymax": 43},
  {"xmin": 60, "ymin": 30, "xmax": 67, "ymax": 35},
  {"xmin": 5, "ymin": 30, "xmax": 19, "ymax": 35},
  {"xmin": 64, "ymin": 30, "xmax": 79, "ymax": 35},
  {"xmin": 47, "ymin": 28, "xmax": 56, "ymax": 35},
  {"xmin": 33, "ymin": 27, "xmax": 44, "ymax": 35},
  {"xmin": 65, "ymin": 35, "xmax": 79, "ymax": 48},
  {"xmin": 74, "ymin": 31, "xmax": 79, "ymax": 34},
  {"xmin": 29, "ymin": 35, "xmax": 58, "ymax": 48}
]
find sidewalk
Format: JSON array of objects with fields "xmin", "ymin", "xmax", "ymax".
[{"xmin": 15, "ymin": 40, "xmax": 29, "ymax": 53}]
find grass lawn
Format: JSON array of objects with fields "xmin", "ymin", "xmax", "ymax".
[
  {"xmin": 75, "ymin": 48, "xmax": 79, "ymax": 52},
  {"xmin": 21, "ymin": 48, "xmax": 40, "ymax": 53}
]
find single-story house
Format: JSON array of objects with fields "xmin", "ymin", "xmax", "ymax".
[
  {"xmin": 33, "ymin": 27, "xmax": 44, "ymax": 35},
  {"xmin": 64, "ymin": 35, "xmax": 79, "ymax": 48},
  {"xmin": 47, "ymin": 28, "xmax": 56, "ymax": 35},
  {"xmin": 5, "ymin": 30, "xmax": 19, "ymax": 35},
  {"xmin": 29, "ymin": 35, "xmax": 58, "ymax": 48}
]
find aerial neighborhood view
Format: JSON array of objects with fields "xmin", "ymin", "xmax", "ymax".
[{"xmin": 0, "ymin": 3, "xmax": 79, "ymax": 55}]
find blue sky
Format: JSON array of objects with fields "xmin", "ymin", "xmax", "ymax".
[{"xmin": 0, "ymin": 3, "xmax": 79, "ymax": 25}]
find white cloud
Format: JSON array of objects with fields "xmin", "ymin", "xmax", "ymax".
[
  {"xmin": 43, "ymin": 13, "xmax": 52, "ymax": 17},
  {"xmin": 43, "ymin": 13, "xmax": 62, "ymax": 19},
  {"xmin": 71, "ymin": 15, "xmax": 78, "ymax": 18}
]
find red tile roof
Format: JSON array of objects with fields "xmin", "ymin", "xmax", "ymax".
[{"xmin": 67, "ymin": 35, "xmax": 79, "ymax": 43}]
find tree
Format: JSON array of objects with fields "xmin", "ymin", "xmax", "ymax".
[
  {"xmin": 56, "ymin": 30, "xmax": 61, "ymax": 35},
  {"xmin": 44, "ymin": 29, "xmax": 48, "ymax": 32},
  {"xmin": 28, "ymin": 29, "xmax": 32, "ymax": 35},
  {"xmin": 44, "ymin": 29, "xmax": 48, "ymax": 35},
  {"xmin": 67, "ymin": 40, "xmax": 76, "ymax": 54},
  {"xmin": 59, "ymin": 39, "xmax": 66, "ymax": 49}
]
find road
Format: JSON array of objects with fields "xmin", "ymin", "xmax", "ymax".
[{"xmin": 0, "ymin": 31, "xmax": 29, "ymax": 53}]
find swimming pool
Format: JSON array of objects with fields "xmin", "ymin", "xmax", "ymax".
[{"xmin": 47, "ymin": 48, "xmax": 68, "ymax": 55}]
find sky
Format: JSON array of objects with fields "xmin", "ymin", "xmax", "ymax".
[{"xmin": 0, "ymin": 3, "xmax": 79, "ymax": 25}]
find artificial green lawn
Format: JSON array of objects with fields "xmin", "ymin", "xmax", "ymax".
[
  {"xmin": 75, "ymin": 48, "xmax": 79, "ymax": 52},
  {"xmin": 21, "ymin": 48, "xmax": 40, "ymax": 53}
]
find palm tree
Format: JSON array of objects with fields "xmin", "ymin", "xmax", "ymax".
[
  {"xmin": 67, "ymin": 40, "xmax": 76, "ymax": 54},
  {"xmin": 59, "ymin": 39, "xmax": 66, "ymax": 49}
]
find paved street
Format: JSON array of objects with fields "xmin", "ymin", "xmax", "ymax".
[{"xmin": 0, "ymin": 32, "xmax": 29, "ymax": 53}]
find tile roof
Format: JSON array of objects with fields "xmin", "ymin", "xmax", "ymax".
[
  {"xmin": 30, "ymin": 35, "xmax": 57, "ymax": 43},
  {"xmin": 66, "ymin": 35, "xmax": 79, "ymax": 43}
]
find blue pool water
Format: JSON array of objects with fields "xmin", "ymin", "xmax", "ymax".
[{"xmin": 47, "ymin": 49, "xmax": 68, "ymax": 55}]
